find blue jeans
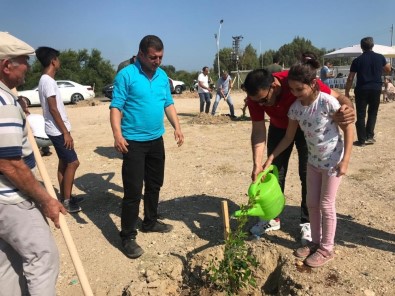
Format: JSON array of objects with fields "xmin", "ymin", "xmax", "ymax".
[
  {"xmin": 267, "ymin": 125, "xmax": 309, "ymax": 223},
  {"xmin": 198, "ymin": 92, "xmax": 211, "ymax": 113},
  {"xmin": 354, "ymin": 89, "xmax": 381, "ymax": 143},
  {"xmin": 120, "ymin": 137, "xmax": 165, "ymax": 240},
  {"xmin": 211, "ymin": 92, "xmax": 235, "ymax": 116}
]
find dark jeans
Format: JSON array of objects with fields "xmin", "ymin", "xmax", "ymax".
[
  {"xmin": 267, "ymin": 125, "xmax": 309, "ymax": 223},
  {"xmin": 354, "ymin": 89, "xmax": 381, "ymax": 143},
  {"xmin": 198, "ymin": 92, "xmax": 211, "ymax": 113},
  {"xmin": 120, "ymin": 137, "xmax": 165, "ymax": 240}
]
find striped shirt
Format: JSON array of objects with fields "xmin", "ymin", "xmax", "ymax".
[{"xmin": 0, "ymin": 81, "xmax": 35, "ymax": 204}]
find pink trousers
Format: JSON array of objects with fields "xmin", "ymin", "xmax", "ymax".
[{"xmin": 307, "ymin": 163, "xmax": 342, "ymax": 252}]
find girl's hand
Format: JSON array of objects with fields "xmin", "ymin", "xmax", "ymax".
[
  {"xmin": 335, "ymin": 160, "xmax": 348, "ymax": 176},
  {"xmin": 262, "ymin": 155, "xmax": 274, "ymax": 173}
]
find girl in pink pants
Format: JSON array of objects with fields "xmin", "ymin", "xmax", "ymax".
[{"xmin": 262, "ymin": 58, "xmax": 353, "ymax": 267}]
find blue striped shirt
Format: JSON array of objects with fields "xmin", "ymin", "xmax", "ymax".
[{"xmin": 0, "ymin": 82, "xmax": 35, "ymax": 204}]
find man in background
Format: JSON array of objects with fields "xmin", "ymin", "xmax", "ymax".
[
  {"xmin": 18, "ymin": 96, "xmax": 53, "ymax": 156},
  {"xmin": 265, "ymin": 57, "xmax": 283, "ymax": 73},
  {"xmin": 345, "ymin": 37, "xmax": 391, "ymax": 146},
  {"xmin": 0, "ymin": 31, "xmax": 65, "ymax": 296},
  {"xmin": 117, "ymin": 55, "xmax": 137, "ymax": 73},
  {"xmin": 197, "ymin": 66, "xmax": 212, "ymax": 113},
  {"xmin": 320, "ymin": 61, "xmax": 334, "ymax": 85},
  {"xmin": 211, "ymin": 70, "xmax": 236, "ymax": 118}
]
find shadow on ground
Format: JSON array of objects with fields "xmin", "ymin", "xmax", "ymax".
[{"xmin": 73, "ymin": 172, "xmax": 395, "ymax": 255}]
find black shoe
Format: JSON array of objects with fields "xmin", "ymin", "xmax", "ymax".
[
  {"xmin": 141, "ymin": 220, "xmax": 173, "ymax": 233},
  {"xmin": 365, "ymin": 138, "xmax": 376, "ymax": 145},
  {"xmin": 71, "ymin": 195, "xmax": 85, "ymax": 204},
  {"xmin": 122, "ymin": 239, "xmax": 144, "ymax": 259},
  {"xmin": 353, "ymin": 141, "xmax": 366, "ymax": 147},
  {"xmin": 62, "ymin": 199, "xmax": 81, "ymax": 213}
]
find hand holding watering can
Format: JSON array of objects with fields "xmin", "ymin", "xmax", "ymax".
[{"xmin": 233, "ymin": 165, "xmax": 285, "ymax": 220}]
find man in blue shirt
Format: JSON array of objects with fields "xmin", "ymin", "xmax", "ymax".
[
  {"xmin": 345, "ymin": 37, "xmax": 391, "ymax": 146},
  {"xmin": 320, "ymin": 61, "xmax": 334, "ymax": 86},
  {"xmin": 110, "ymin": 35, "xmax": 184, "ymax": 259}
]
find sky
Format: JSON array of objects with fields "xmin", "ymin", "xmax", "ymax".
[{"xmin": 2, "ymin": 0, "xmax": 395, "ymax": 72}]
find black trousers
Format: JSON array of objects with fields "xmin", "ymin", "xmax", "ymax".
[
  {"xmin": 354, "ymin": 89, "xmax": 381, "ymax": 143},
  {"xmin": 267, "ymin": 125, "xmax": 309, "ymax": 223},
  {"xmin": 120, "ymin": 137, "xmax": 165, "ymax": 240}
]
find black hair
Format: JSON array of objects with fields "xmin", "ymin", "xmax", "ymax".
[
  {"xmin": 139, "ymin": 35, "xmax": 163, "ymax": 54},
  {"xmin": 361, "ymin": 37, "xmax": 374, "ymax": 51},
  {"xmin": 288, "ymin": 59, "xmax": 320, "ymax": 85},
  {"xmin": 35, "ymin": 47, "xmax": 60, "ymax": 68},
  {"xmin": 202, "ymin": 66, "xmax": 209, "ymax": 72},
  {"xmin": 244, "ymin": 68, "xmax": 274, "ymax": 96},
  {"xmin": 301, "ymin": 51, "xmax": 317, "ymax": 62}
]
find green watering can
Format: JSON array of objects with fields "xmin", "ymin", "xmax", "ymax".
[{"xmin": 234, "ymin": 165, "xmax": 285, "ymax": 220}]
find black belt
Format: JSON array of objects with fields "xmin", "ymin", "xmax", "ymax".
[{"xmin": 34, "ymin": 136, "xmax": 50, "ymax": 140}]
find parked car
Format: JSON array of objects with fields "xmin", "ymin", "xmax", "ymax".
[
  {"xmin": 169, "ymin": 78, "xmax": 186, "ymax": 94},
  {"xmin": 18, "ymin": 80, "xmax": 95, "ymax": 106},
  {"xmin": 103, "ymin": 78, "xmax": 184, "ymax": 99},
  {"xmin": 102, "ymin": 83, "xmax": 114, "ymax": 100}
]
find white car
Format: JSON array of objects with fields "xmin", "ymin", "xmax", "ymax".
[
  {"xmin": 18, "ymin": 80, "xmax": 95, "ymax": 106},
  {"xmin": 169, "ymin": 78, "xmax": 186, "ymax": 94}
]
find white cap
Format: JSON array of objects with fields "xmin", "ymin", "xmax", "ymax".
[{"xmin": 0, "ymin": 32, "xmax": 35, "ymax": 60}]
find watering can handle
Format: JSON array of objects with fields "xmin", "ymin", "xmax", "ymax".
[{"xmin": 254, "ymin": 165, "xmax": 279, "ymax": 184}]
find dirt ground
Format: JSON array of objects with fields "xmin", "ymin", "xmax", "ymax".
[{"xmin": 29, "ymin": 90, "xmax": 395, "ymax": 295}]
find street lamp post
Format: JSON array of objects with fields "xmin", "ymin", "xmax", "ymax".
[{"xmin": 216, "ymin": 19, "xmax": 224, "ymax": 78}]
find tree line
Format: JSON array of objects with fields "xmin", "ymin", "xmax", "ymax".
[{"xmin": 20, "ymin": 37, "xmax": 352, "ymax": 94}]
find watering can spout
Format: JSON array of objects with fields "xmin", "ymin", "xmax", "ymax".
[{"xmin": 233, "ymin": 165, "xmax": 285, "ymax": 221}]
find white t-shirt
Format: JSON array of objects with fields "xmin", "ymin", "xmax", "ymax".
[
  {"xmin": 288, "ymin": 92, "xmax": 344, "ymax": 170},
  {"xmin": 197, "ymin": 73, "xmax": 209, "ymax": 93},
  {"xmin": 27, "ymin": 114, "xmax": 48, "ymax": 139},
  {"xmin": 38, "ymin": 74, "xmax": 71, "ymax": 136}
]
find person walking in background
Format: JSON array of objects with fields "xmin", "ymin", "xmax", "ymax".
[
  {"xmin": 345, "ymin": 37, "xmax": 391, "ymax": 146},
  {"xmin": 383, "ymin": 76, "xmax": 395, "ymax": 102},
  {"xmin": 320, "ymin": 61, "xmax": 334, "ymax": 86},
  {"xmin": 110, "ymin": 35, "xmax": 184, "ymax": 259},
  {"xmin": 262, "ymin": 59, "xmax": 353, "ymax": 267},
  {"xmin": 264, "ymin": 56, "xmax": 283, "ymax": 73},
  {"xmin": 36, "ymin": 47, "xmax": 83, "ymax": 213},
  {"xmin": 0, "ymin": 31, "xmax": 65, "ymax": 296},
  {"xmin": 211, "ymin": 70, "xmax": 236, "ymax": 118},
  {"xmin": 243, "ymin": 66, "xmax": 354, "ymax": 245},
  {"xmin": 197, "ymin": 66, "xmax": 212, "ymax": 113}
]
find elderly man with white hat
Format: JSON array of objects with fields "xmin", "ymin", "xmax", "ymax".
[{"xmin": 0, "ymin": 32, "xmax": 66, "ymax": 296}]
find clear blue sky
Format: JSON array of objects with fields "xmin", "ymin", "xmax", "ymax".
[{"xmin": 2, "ymin": 0, "xmax": 395, "ymax": 71}]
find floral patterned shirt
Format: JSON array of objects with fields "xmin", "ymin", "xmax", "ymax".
[{"xmin": 288, "ymin": 92, "xmax": 344, "ymax": 170}]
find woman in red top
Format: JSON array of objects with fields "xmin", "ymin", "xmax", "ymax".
[{"xmin": 244, "ymin": 68, "xmax": 354, "ymax": 244}]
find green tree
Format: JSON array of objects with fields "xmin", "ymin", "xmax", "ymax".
[
  {"xmin": 240, "ymin": 44, "xmax": 259, "ymax": 70},
  {"xmin": 21, "ymin": 48, "xmax": 115, "ymax": 94},
  {"xmin": 258, "ymin": 49, "xmax": 277, "ymax": 69},
  {"xmin": 161, "ymin": 65, "xmax": 176, "ymax": 78}
]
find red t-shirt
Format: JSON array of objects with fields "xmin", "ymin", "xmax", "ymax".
[{"xmin": 247, "ymin": 70, "xmax": 331, "ymax": 129}]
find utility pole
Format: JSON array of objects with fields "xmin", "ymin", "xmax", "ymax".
[
  {"xmin": 232, "ymin": 35, "xmax": 243, "ymax": 88},
  {"xmin": 391, "ymin": 24, "xmax": 394, "ymax": 68},
  {"xmin": 215, "ymin": 19, "xmax": 224, "ymax": 78}
]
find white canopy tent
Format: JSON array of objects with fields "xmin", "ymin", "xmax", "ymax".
[{"xmin": 324, "ymin": 44, "xmax": 395, "ymax": 58}]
